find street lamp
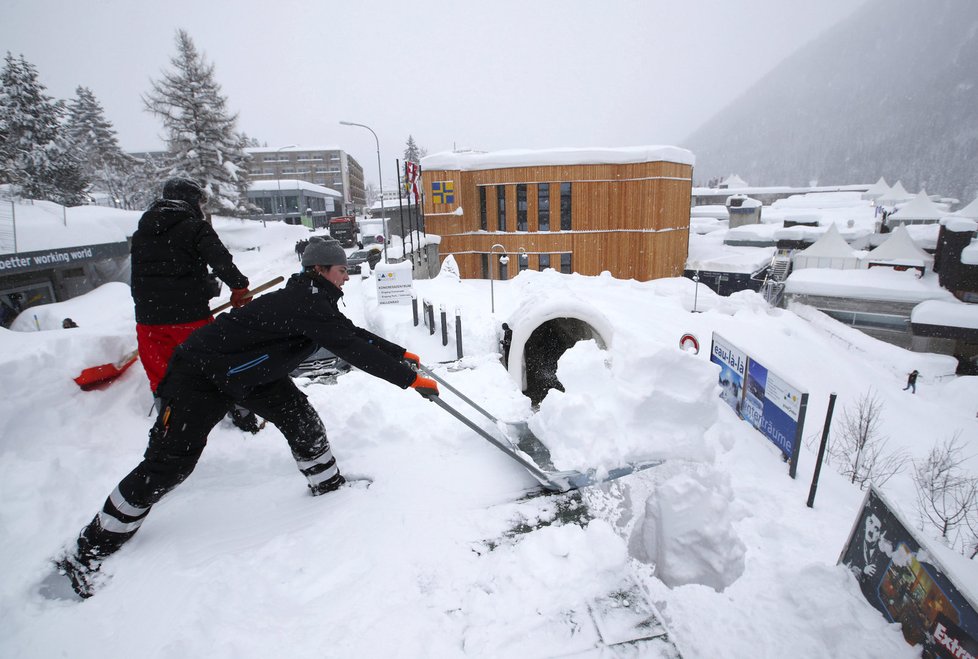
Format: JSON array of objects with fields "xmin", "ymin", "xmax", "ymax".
[
  {"xmin": 692, "ymin": 271, "xmax": 701, "ymax": 313},
  {"xmin": 275, "ymin": 144, "xmax": 297, "ymax": 223},
  {"xmin": 339, "ymin": 120, "xmax": 388, "ymax": 262},
  {"xmin": 490, "ymin": 243, "xmax": 505, "ymax": 313}
]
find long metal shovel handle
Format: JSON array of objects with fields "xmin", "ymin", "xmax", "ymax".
[
  {"xmin": 211, "ymin": 276, "xmax": 286, "ymax": 314},
  {"xmin": 426, "ymin": 394, "xmax": 565, "ymax": 492},
  {"xmin": 419, "ymin": 362, "xmax": 503, "ymax": 426}
]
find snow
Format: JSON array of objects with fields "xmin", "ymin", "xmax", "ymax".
[
  {"xmin": 911, "ymin": 299, "xmax": 978, "ymax": 329},
  {"xmin": 785, "ymin": 267, "xmax": 955, "ymax": 303},
  {"xmin": 247, "ymin": 179, "xmax": 342, "ymax": 197},
  {"xmin": 421, "ymin": 145, "xmax": 696, "ymax": 171},
  {"xmin": 887, "ymin": 191, "xmax": 946, "ymax": 221},
  {"xmin": 1, "ymin": 206, "xmax": 977, "ymax": 658}
]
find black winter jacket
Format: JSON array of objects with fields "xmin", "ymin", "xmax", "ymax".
[
  {"xmin": 173, "ymin": 271, "xmax": 416, "ymax": 397},
  {"xmin": 130, "ymin": 199, "xmax": 249, "ymax": 324}
]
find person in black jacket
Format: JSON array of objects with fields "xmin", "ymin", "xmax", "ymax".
[
  {"xmin": 54, "ymin": 237, "xmax": 439, "ymax": 598},
  {"xmin": 130, "ymin": 178, "xmax": 252, "ymax": 394}
]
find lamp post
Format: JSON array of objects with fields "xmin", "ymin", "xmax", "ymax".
[
  {"xmin": 275, "ymin": 144, "xmax": 297, "ymax": 223},
  {"xmin": 490, "ymin": 243, "xmax": 505, "ymax": 313},
  {"xmin": 339, "ymin": 121, "xmax": 387, "ymax": 262},
  {"xmin": 692, "ymin": 271, "xmax": 701, "ymax": 313}
]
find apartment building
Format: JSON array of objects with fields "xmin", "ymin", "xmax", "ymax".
[{"xmin": 244, "ymin": 146, "xmax": 366, "ymax": 214}]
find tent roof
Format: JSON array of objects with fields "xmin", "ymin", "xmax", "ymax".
[
  {"xmin": 796, "ymin": 223, "xmax": 858, "ymax": 257},
  {"xmin": 889, "ymin": 190, "xmax": 945, "ymax": 220},
  {"xmin": 866, "ymin": 224, "xmax": 932, "ymax": 262},
  {"xmin": 953, "ymin": 196, "xmax": 978, "ymax": 220},
  {"xmin": 864, "ymin": 177, "xmax": 890, "ymax": 196},
  {"xmin": 878, "ymin": 180, "xmax": 912, "ymax": 204},
  {"xmin": 721, "ymin": 174, "xmax": 749, "ymax": 188}
]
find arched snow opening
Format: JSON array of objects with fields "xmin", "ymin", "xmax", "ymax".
[{"xmin": 504, "ymin": 291, "xmax": 614, "ymax": 405}]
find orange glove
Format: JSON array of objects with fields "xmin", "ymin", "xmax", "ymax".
[
  {"xmin": 410, "ymin": 374, "xmax": 439, "ymax": 397},
  {"xmin": 403, "ymin": 351, "xmax": 421, "ymax": 368},
  {"xmin": 230, "ymin": 288, "xmax": 251, "ymax": 308}
]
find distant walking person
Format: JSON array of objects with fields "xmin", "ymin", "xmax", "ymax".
[{"xmin": 903, "ymin": 369, "xmax": 919, "ymax": 394}]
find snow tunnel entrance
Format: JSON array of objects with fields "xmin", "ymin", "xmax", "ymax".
[{"xmin": 523, "ymin": 317, "xmax": 606, "ymax": 406}]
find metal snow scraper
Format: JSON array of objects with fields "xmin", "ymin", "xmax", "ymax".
[{"xmin": 418, "ymin": 363, "xmax": 663, "ymax": 493}]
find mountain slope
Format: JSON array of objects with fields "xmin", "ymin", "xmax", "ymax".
[{"xmin": 685, "ymin": 0, "xmax": 978, "ymax": 203}]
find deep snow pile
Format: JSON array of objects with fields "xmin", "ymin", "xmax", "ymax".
[{"xmin": 1, "ymin": 212, "xmax": 975, "ymax": 658}]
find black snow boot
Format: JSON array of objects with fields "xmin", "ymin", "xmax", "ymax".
[
  {"xmin": 309, "ymin": 474, "xmax": 346, "ymax": 496},
  {"xmin": 54, "ymin": 552, "xmax": 101, "ymax": 599},
  {"xmin": 230, "ymin": 406, "xmax": 264, "ymax": 434}
]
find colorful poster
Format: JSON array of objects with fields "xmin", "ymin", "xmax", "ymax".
[
  {"xmin": 840, "ymin": 487, "xmax": 978, "ymax": 658},
  {"xmin": 741, "ymin": 357, "xmax": 804, "ymax": 458},
  {"xmin": 710, "ymin": 334, "xmax": 747, "ymax": 415}
]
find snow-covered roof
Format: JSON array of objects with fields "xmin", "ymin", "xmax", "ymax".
[
  {"xmin": 248, "ymin": 180, "xmax": 342, "ymax": 197},
  {"xmin": 720, "ymin": 174, "xmax": 748, "ymax": 188},
  {"xmin": 952, "ymin": 196, "xmax": 978, "ymax": 219},
  {"xmin": 369, "ymin": 198, "xmax": 417, "ymax": 211},
  {"xmin": 864, "ymin": 224, "xmax": 932, "ymax": 265},
  {"xmin": 862, "ymin": 177, "xmax": 889, "ymax": 198},
  {"xmin": 245, "ymin": 145, "xmax": 342, "ymax": 154},
  {"xmin": 942, "ymin": 216, "xmax": 978, "ymax": 233},
  {"xmin": 422, "ymin": 145, "xmax": 695, "ymax": 171},
  {"xmin": 796, "ymin": 224, "xmax": 858, "ymax": 258},
  {"xmin": 887, "ymin": 190, "xmax": 945, "ymax": 221},
  {"xmin": 785, "ymin": 268, "xmax": 954, "ymax": 303},
  {"xmin": 877, "ymin": 180, "xmax": 912, "ymax": 205},
  {"xmin": 911, "ymin": 299, "xmax": 978, "ymax": 329}
]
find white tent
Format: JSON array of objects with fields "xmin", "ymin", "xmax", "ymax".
[
  {"xmin": 877, "ymin": 180, "xmax": 912, "ymax": 206},
  {"xmin": 861, "ymin": 176, "xmax": 890, "ymax": 201},
  {"xmin": 792, "ymin": 223, "xmax": 861, "ymax": 270},
  {"xmin": 719, "ymin": 174, "xmax": 748, "ymax": 189},
  {"xmin": 952, "ymin": 196, "xmax": 978, "ymax": 220},
  {"xmin": 886, "ymin": 190, "xmax": 945, "ymax": 226},
  {"xmin": 863, "ymin": 224, "xmax": 934, "ymax": 270}
]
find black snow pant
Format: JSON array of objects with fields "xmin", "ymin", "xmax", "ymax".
[{"xmin": 74, "ymin": 358, "xmax": 342, "ymax": 564}]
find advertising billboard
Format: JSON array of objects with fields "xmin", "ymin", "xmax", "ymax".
[
  {"xmin": 840, "ymin": 487, "xmax": 978, "ymax": 658},
  {"xmin": 710, "ymin": 333, "xmax": 808, "ymax": 475}
]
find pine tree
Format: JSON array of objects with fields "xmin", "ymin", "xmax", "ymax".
[
  {"xmin": 404, "ymin": 135, "xmax": 423, "ymax": 163},
  {"xmin": 65, "ymin": 86, "xmax": 138, "ymax": 207},
  {"xmin": 0, "ymin": 52, "xmax": 88, "ymax": 205},
  {"xmin": 143, "ymin": 30, "xmax": 251, "ymax": 216}
]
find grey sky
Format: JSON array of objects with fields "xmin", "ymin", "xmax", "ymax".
[{"xmin": 3, "ymin": 0, "xmax": 865, "ymax": 186}]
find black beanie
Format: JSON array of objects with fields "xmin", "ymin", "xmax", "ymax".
[{"xmin": 162, "ymin": 178, "xmax": 207, "ymax": 218}]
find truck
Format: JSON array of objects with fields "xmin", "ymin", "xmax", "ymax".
[{"xmin": 328, "ymin": 216, "xmax": 359, "ymax": 247}]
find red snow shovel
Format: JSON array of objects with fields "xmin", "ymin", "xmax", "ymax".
[{"xmin": 73, "ymin": 276, "xmax": 285, "ymax": 391}]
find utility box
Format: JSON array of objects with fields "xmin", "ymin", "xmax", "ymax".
[{"xmin": 726, "ymin": 194, "xmax": 762, "ymax": 228}]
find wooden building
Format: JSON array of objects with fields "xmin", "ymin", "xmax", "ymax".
[{"xmin": 420, "ymin": 146, "xmax": 695, "ymax": 281}]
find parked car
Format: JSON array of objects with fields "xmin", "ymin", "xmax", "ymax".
[{"xmin": 347, "ymin": 248, "xmax": 383, "ymax": 274}]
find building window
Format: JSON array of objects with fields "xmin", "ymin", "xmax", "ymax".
[
  {"xmin": 518, "ymin": 252, "xmax": 529, "ymax": 272},
  {"xmin": 560, "ymin": 182, "xmax": 572, "ymax": 230},
  {"xmin": 538, "ymin": 183, "xmax": 550, "ymax": 231},
  {"xmin": 497, "ymin": 186, "xmax": 506, "ymax": 231},
  {"xmin": 498, "ymin": 259, "xmax": 508, "ymax": 281},
  {"xmin": 538, "ymin": 254, "xmax": 550, "ymax": 271},
  {"xmin": 481, "ymin": 253, "xmax": 489, "ymax": 279},
  {"xmin": 479, "ymin": 187, "xmax": 487, "ymax": 231},
  {"xmin": 516, "ymin": 184, "xmax": 527, "ymax": 231},
  {"xmin": 560, "ymin": 253, "xmax": 572, "ymax": 274}
]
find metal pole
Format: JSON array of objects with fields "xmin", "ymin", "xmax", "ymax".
[
  {"xmin": 339, "ymin": 122, "xmax": 387, "ymax": 262},
  {"xmin": 455, "ymin": 307, "xmax": 463, "ymax": 360},
  {"xmin": 275, "ymin": 145, "xmax": 296, "ymax": 223},
  {"xmin": 396, "ymin": 158, "xmax": 406, "ymax": 263},
  {"xmin": 807, "ymin": 393, "xmax": 837, "ymax": 508},
  {"xmin": 440, "ymin": 304, "xmax": 448, "ymax": 346},
  {"xmin": 412, "ymin": 294, "xmax": 419, "ymax": 326},
  {"xmin": 490, "ymin": 243, "xmax": 504, "ymax": 314}
]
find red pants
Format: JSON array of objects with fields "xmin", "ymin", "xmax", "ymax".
[{"xmin": 136, "ymin": 318, "xmax": 213, "ymax": 392}]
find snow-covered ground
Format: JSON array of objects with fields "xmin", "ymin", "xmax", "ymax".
[{"xmin": 1, "ymin": 208, "xmax": 976, "ymax": 658}]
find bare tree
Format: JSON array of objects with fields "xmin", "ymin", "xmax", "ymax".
[
  {"xmin": 913, "ymin": 432, "xmax": 978, "ymax": 555},
  {"xmin": 828, "ymin": 390, "xmax": 908, "ymax": 489}
]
